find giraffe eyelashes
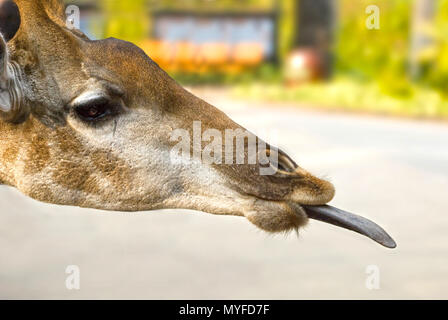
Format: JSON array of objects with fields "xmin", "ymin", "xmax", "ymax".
[
  {"xmin": 73, "ymin": 97, "xmax": 121, "ymax": 124},
  {"xmin": 75, "ymin": 101, "xmax": 110, "ymax": 121}
]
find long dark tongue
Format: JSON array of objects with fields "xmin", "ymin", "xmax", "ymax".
[{"xmin": 303, "ymin": 205, "xmax": 396, "ymax": 249}]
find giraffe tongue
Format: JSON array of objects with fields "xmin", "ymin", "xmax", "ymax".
[{"xmin": 303, "ymin": 205, "xmax": 397, "ymax": 249}]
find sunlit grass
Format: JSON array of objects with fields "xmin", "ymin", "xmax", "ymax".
[{"xmin": 232, "ymin": 78, "xmax": 448, "ymax": 120}]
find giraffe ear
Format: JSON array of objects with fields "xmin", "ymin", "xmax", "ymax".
[
  {"xmin": 0, "ymin": 33, "xmax": 23, "ymax": 121},
  {"xmin": 0, "ymin": 1, "xmax": 21, "ymax": 113},
  {"xmin": 0, "ymin": 33, "xmax": 12, "ymax": 113}
]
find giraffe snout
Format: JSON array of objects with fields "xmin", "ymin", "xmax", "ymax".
[{"xmin": 266, "ymin": 149, "xmax": 335, "ymax": 205}]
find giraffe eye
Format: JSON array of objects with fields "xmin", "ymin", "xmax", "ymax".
[{"xmin": 74, "ymin": 99, "xmax": 114, "ymax": 122}]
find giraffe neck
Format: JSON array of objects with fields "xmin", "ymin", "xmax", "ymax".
[{"xmin": 0, "ymin": 118, "xmax": 27, "ymax": 186}]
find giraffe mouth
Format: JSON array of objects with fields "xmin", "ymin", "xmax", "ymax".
[
  {"xmin": 263, "ymin": 150, "xmax": 396, "ymax": 248},
  {"xmin": 303, "ymin": 205, "xmax": 397, "ymax": 249}
]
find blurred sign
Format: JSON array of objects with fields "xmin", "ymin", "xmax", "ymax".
[{"xmin": 145, "ymin": 13, "xmax": 276, "ymax": 72}]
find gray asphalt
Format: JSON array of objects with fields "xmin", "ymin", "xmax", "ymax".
[{"xmin": 1, "ymin": 90, "xmax": 447, "ymax": 299}]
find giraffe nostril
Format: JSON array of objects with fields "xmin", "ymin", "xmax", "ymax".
[
  {"xmin": 277, "ymin": 153, "xmax": 298, "ymax": 173},
  {"xmin": 262, "ymin": 148, "xmax": 298, "ymax": 174}
]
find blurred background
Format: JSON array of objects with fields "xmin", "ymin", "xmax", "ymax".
[
  {"xmin": 69, "ymin": 0, "xmax": 448, "ymax": 118},
  {"xmin": 0, "ymin": 0, "xmax": 448, "ymax": 299}
]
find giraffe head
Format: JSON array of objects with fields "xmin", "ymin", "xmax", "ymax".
[{"xmin": 0, "ymin": 0, "xmax": 395, "ymax": 248}]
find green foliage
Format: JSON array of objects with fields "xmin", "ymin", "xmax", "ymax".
[
  {"xmin": 335, "ymin": 0, "xmax": 448, "ymax": 99},
  {"xmin": 424, "ymin": 0, "xmax": 448, "ymax": 96},
  {"xmin": 172, "ymin": 63, "xmax": 282, "ymax": 86},
  {"xmin": 233, "ymin": 78, "xmax": 448, "ymax": 119},
  {"xmin": 100, "ymin": 0, "xmax": 149, "ymax": 42},
  {"xmin": 277, "ymin": 0, "xmax": 297, "ymax": 63},
  {"xmin": 335, "ymin": 0, "xmax": 412, "ymax": 97}
]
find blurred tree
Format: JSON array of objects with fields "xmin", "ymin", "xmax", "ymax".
[
  {"xmin": 425, "ymin": 0, "xmax": 448, "ymax": 96},
  {"xmin": 410, "ymin": 0, "xmax": 436, "ymax": 79},
  {"xmin": 295, "ymin": 0, "xmax": 334, "ymax": 78},
  {"xmin": 100, "ymin": 0, "xmax": 149, "ymax": 42},
  {"xmin": 335, "ymin": 0, "xmax": 448, "ymax": 98},
  {"xmin": 335, "ymin": 0, "xmax": 412, "ymax": 97},
  {"xmin": 277, "ymin": 0, "xmax": 297, "ymax": 63}
]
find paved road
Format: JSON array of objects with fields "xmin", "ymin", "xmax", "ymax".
[{"xmin": 1, "ymin": 90, "xmax": 447, "ymax": 299}]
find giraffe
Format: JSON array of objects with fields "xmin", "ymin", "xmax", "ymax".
[{"xmin": 0, "ymin": 0, "xmax": 395, "ymax": 248}]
